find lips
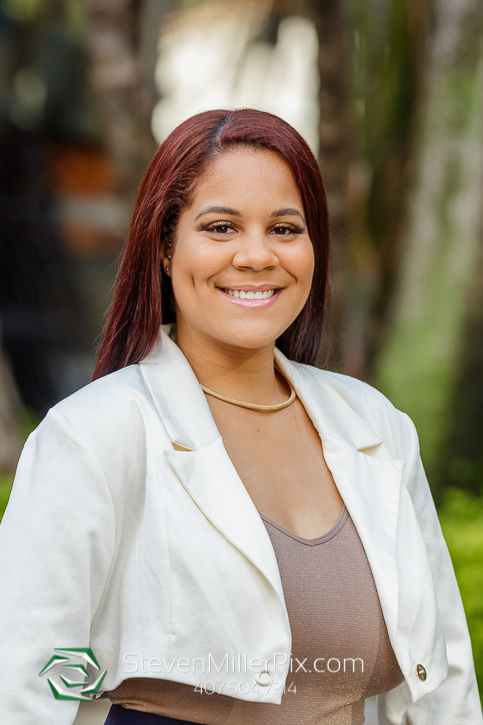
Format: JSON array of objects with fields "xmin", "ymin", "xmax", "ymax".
[
  {"xmin": 217, "ymin": 287, "xmax": 283, "ymax": 308},
  {"xmin": 222, "ymin": 288, "xmax": 277, "ymax": 300}
]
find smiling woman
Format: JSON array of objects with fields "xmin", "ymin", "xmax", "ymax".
[
  {"xmin": 93, "ymin": 110, "xmax": 330, "ymax": 378},
  {"xmin": 0, "ymin": 110, "xmax": 481, "ymax": 725}
]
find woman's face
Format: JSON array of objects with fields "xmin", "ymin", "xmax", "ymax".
[{"xmin": 167, "ymin": 147, "xmax": 314, "ymax": 353}]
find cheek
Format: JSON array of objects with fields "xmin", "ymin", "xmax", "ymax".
[
  {"xmin": 173, "ymin": 235, "xmax": 229, "ymax": 284},
  {"xmin": 284, "ymin": 241, "xmax": 315, "ymax": 287},
  {"xmin": 172, "ymin": 238, "xmax": 217, "ymax": 287}
]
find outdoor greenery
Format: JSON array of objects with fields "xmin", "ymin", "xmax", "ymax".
[
  {"xmin": 0, "ymin": 476, "xmax": 13, "ymax": 523},
  {"xmin": 439, "ymin": 488, "xmax": 483, "ymax": 694}
]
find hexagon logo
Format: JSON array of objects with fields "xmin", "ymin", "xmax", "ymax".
[{"xmin": 39, "ymin": 647, "xmax": 107, "ymax": 701}]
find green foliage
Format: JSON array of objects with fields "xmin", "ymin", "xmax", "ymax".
[
  {"xmin": 0, "ymin": 409, "xmax": 39, "ymax": 525},
  {"xmin": 15, "ymin": 407, "xmax": 39, "ymax": 441},
  {"xmin": 0, "ymin": 476, "xmax": 14, "ymax": 523},
  {"xmin": 439, "ymin": 488, "xmax": 483, "ymax": 695}
]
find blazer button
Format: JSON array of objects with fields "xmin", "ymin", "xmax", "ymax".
[
  {"xmin": 415, "ymin": 664, "xmax": 427, "ymax": 681},
  {"xmin": 255, "ymin": 669, "xmax": 274, "ymax": 686}
]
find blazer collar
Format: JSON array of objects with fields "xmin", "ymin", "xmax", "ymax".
[
  {"xmin": 139, "ymin": 323, "xmax": 384, "ymax": 453},
  {"xmin": 139, "ymin": 324, "xmax": 220, "ymax": 450}
]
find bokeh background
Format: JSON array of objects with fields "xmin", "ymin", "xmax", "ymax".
[{"xmin": 0, "ymin": 0, "xmax": 482, "ymax": 712}]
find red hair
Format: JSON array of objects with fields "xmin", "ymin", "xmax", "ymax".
[{"xmin": 93, "ymin": 109, "xmax": 330, "ymax": 380}]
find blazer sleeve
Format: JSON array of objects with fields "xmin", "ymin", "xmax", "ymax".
[
  {"xmin": 0, "ymin": 407, "xmax": 116, "ymax": 725},
  {"xmin": 377, "ymin": 407, "xmax": 483, "ymax": 724}
]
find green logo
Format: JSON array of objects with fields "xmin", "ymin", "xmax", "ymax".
[{"xmin": 39, "ymin": 647, "xmax": 107, "ymax": 701}]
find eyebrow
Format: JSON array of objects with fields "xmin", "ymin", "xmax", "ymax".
[
  {"xmin": 194, "ymin": 206, "xmax": 240, "ymax": 220},
  {"xmin": 271, "ymin": 208, "xmax": 305, "ymax": 221},
  {"xmin": 194, "ymin": 206, "xmax": 305, "ymax": 221}
]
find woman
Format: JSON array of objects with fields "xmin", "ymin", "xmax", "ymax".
[{"xmin": 0, "ymin": 109, "xmax": 480, "ymax": 725}]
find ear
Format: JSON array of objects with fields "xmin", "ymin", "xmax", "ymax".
[{"xmin": 161, "ymin": 240, "xmax": 173, "ymax": 276}]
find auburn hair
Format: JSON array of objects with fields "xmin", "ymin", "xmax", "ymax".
[{"xmin": 93, "ymin": 109, "xmax": 330, "ymax": 380}]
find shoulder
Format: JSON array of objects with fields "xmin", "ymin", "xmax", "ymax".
[
  {"xmin": 310, "ymin": 366, "xmax": 401, "ymax": 417},
  {"xmin": 36, "ymin": 365, "xmax": 161, "ymax": 465},
  {"xmin": 52, "ymin": 364, "xmax": 151, "ymax": 428},
  {"xmin": 293, "ymin": 362, "xmax": 416, "ymax": 459},
  {"xmin": 54, "ymin": 364, "xmax": 148, "ymax": 415},
  {"xmin": 292, "ymin": 360, "xmax": 399, "ymax": 414}
]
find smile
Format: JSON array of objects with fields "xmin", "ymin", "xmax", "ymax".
[
  {"xmin": 225, "ymin": 289, "xmax": 276, "ymax": 299},
  {"xmin": 218, "ymin": 287, "xmax": 283, "ymax": 308}
]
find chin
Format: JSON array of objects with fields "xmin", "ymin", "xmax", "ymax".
[{"xmin": 210, "ymin": 324, "xmax": 284, "ymax": 351}]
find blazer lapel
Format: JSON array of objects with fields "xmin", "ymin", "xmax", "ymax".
[
  {"xmin": 139, "ymin": 324, "xmax": 219, "ymax": 450},
  {"xmin": 274, "ymin": 351, "xmax": 404, "ymax": 645},
  {"xmin": 163, "ymin": 440, "xmax": 287, "ymax": 604},
  {"xmin": 139, "ymin": 326, "xmax": 287, "ymax": 605},
  {"xmin": 318, "ymin": 441, "xmax": 403, "ymax": 643}
]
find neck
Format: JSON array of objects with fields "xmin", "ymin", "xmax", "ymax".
[{"xmin": 174, "ymin": 324, "xmax": 290, "ymax": 406}]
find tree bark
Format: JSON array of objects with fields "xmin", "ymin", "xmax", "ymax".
[
  {"xmin": 308, "ymin": 0, "xmax": 353, "ymax": 370},
  {"xmin": 84, "ymin": 0, "xmax": 170, "ymax": 202}
]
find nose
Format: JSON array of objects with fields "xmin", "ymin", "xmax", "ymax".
[{"xmin": 231, "ymin": 227, "xmax": 279, "ymax": 272}]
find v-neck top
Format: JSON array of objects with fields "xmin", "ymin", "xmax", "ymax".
[
  {"xmin": 106, "ymin": 505, "xmax": 405, "ymax": 723},
  {"xmin": 258, "ymin": 503, "xmax": 349, "ymax": 546}
]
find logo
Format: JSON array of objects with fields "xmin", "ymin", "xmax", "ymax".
[{"xmin": 39, "ymin": 647, "xmax": 107, "ymax": 701}]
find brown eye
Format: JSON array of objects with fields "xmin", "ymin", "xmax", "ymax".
[
  {"xmin": 271, "ymin": 224, "xmax": 303, "ymax": 236},
  {"xmin": 200, "ymin": 221, "xmax": 237, "ymax": 235}
]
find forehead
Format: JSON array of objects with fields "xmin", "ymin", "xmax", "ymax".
[{"xmin": 189, "ymin": 148, "xmax": 304, "ymax": 211}]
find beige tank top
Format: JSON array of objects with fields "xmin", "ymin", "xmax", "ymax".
[{"xmin": 107, "ymin": 505, "xmax": 405, "ymax": 723}]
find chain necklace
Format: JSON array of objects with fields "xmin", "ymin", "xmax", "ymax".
[{"xmin": 199, "ymin": 364, "xmax": 297, "ymax": 412}]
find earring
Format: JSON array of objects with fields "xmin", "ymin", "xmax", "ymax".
[{"xmin": 166, "ymin": 265, "xmax": 170, "ymax": 273}]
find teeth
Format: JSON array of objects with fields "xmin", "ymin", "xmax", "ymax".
[{"xmin": 224, "ymin": 289, "xmax": 277, "ymax": 299}]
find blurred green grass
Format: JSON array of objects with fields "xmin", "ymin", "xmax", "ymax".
[
  {"xmin": 439, "ymin": 488, "xmax": 483, "ymax": 694},
  {"xmin": 0, "ymin": 475, "xmax": 14, "ymax": 520},
  {"xmin": 0, "ymin": 476, "xmax": 481, "ymax": 695}
]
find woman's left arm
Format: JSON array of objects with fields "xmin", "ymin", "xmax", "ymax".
[{"xmin": 377, "ymin": 405, "xmax": 483, "ymax": 724}]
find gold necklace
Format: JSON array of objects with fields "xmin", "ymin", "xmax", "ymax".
[{"xmin": 199, "ymin": 365, "xmax": 297, "ymax": 412}]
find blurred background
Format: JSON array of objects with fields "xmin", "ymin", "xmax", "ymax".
[{"xmin": 0, "ymin": 0, "xmax": 482, "ymax": 710}]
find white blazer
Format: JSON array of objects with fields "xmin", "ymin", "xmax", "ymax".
[{"xmin": 0, "ymin": 324, "xmax": 481, "ymax": 724}]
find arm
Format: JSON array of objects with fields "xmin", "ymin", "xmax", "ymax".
[
  {"xmin": 0, "ymin": 408, "xmax": 116, "ymax": 725},
  {"xmin": 377, "ymin": 408, "xmax": 482, "ymax": 724}
]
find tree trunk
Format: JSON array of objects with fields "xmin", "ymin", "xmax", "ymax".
[
  {"xmin": 373, "ymin": 0, "xmax": 483, "ymax": 496},
  {"xmin": 309, "ymin": 0, "xmax": 353, "ymax": 370},
  {"xmin": 85, "ymin": 0, "xmax": 170, "ymax": 202}
]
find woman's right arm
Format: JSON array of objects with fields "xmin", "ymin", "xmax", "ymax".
[{"xmin": 0, "ymin": 407, "xmax": 116, "ymax": 725}]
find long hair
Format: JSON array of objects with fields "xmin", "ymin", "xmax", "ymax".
[{"xmin": 93, "ymin": 109, "xmax": 330, "ymax": 380}]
